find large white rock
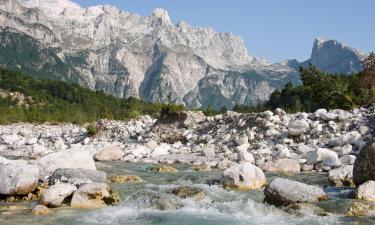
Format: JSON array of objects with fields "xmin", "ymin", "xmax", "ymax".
[
  {"xmin": 37, "ymin": 149, "xmax": 97, "ymax": 178},
  {"xmin": 222, "ymin": 162, "xmax": 266, "ymax": 190},
  {"xmin": 0, "ymin": 164, "xmax": 39, "ymax": 195},
  {"xmin": 288, "ymin": 120, "xmax": 310, "ymax": 136},
  {"xmin": 329, "ymin": 131, "xmax": 361, "ymax": 147},
  {"xmin": 357, "ymin": 181, "xmax": 375, "ymax": 202},
  {"xmin": 306, "ymin": 148, "xmax": 339, "ymax": 165},
  {"xmin": 236, "ymin": 144, "xmax": 254, "ymax": 163},
  {"xmin": 94, "ymin": 145, "xmax": 124, "ymax": 161},
  {"xmin": 264, "ymin": 178, "xmax": 327, "ymax": 206},
  {"xmin": 70, "ymin": 183, "xmax": 110, "ymax": 208},
  {"xmin": 40, "ymin": 183, "xmax": 77, "ymax": 207},
  {"xmin": 151, "ymin": 143, "xmax": 171, "ymax": 158},
  {"xmin": 132, "ymin": 145, "xmax": 151, "ymax": 158},
  {"xmin": 328, "ymin": 165, "xmax": 353, "ymax": 180}
]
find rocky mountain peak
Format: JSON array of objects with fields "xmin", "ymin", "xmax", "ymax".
[
  {"xmin": 310, "ymin": 37, "xmax": 367, "ymax": 74},
  {"xmin": 150, "ymin": 8, "xmax": 172, "ymax": 27}
]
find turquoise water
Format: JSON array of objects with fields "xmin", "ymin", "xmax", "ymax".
[{"xmin": 0, "ymin": 162, "xmax": 374, "ymax": 225}]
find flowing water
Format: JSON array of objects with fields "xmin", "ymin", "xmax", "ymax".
[{"xmin": 0, "ymin": 162, "xmax": 374, "ymax": 225}]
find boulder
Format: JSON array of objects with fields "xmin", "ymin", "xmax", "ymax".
[
  {"xmin": 222, "ymin": 162, "xmax": 266, "ymax": 191},
  {"xmin": 202, "ymin": 145, "xmax": 216, "ymax": 158},
  {"xmin": 132, "ymin": 145, "xmax": 151, "ymax": 158},
  {"xmin": 340, "ymin": 155, "xmax": 356, "ymax": 165},
  {"xmin": 171, "ymin": 186, "xmax": 206, "ymax": 201},
  {"xmin": 306, "ymin": 148, "xmax": 339, "ymax": 165},
  {"xmin": 353, "ymin": 140, "xmax": 375, "ymax": 186},
  {"xmin": 94, "ymin": 145, "xmax": 124, "ymax": 161},
  {"xmin": 37, "ymin": 149, "xmax": 96, "ymax": 178},
  {"xmin": 346, "ymin": 201, "xmax": 375, "ymax": 217},
  {"xmin": 40, "ymin": 183, "xmax": 77, "ymax": 207},
  {"xmin": 262, "ymin": 158, "xmax": 300, "ymax": 172},
  {"xmin": 181, "ymin": 111, "xmax": 206, "ymax": 128},
  {"xmin": 128, "ymin": 190, "xmax": 182, "ymax": 210},
  {"xmin": 328, "ymin": 165, "xmax": 354, "ymax": 187},
  {"xmin": 49, "ymin": 168, "xmax": 107, "ymax": 186},
  {"xmin": 151, "ymin": 143, "xmax": 171, "ymax": 158},
  {"xmin": 264, "ymin": 178, "xmax": 327, "ymax": 206},
  {"xmin": 236, "ymin": 144, "xmax": 254, "ymax": 163},
  {"xmin": 0, "ymin": 164, "xmax": 39, "ymax": 195},
  {"xmin": 329, "ymin": 131, "xmax": 361, "ymax": 147},
  {"xmin": 70, "ymin": 183, "xmax": 111, "ymax": 208},
  {"xmin": 357, "ymin": 181, "xmax": 375, "ymax": 202},
  {"xmin": 288, "ymin": 120, "xmax": 310, "ymax": 136}
]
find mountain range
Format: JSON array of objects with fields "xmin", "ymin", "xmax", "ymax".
[{"xmin": 0, "ymin": 0, "xmax": 369, "ymax": 109}]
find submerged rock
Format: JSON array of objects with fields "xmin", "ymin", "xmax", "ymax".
[
  {"xmin": 49, "ymin": 168, "xmax": 107, "ymax": 186},
  {"xmin": 127, "ymin": 190, "xmax": 182, "ymax": 210},
  {"xmin": 262, "ymin": 158, "xmax": 300, "ymax": 172},
  {"xmin": 353, "ymin": 140, "xmax": 375, "ymax": 186},
  {"xmin": 171, "ymin": 186, "xmax": 206, "ymax": 201},
  {"xmin": 109, "ymin": 175, "xmax": 143, "ymax": 184},
  {"xmin": 70, "ymin": 183, "xmax": 111, "ymax": 209},
  {"xmin": 287, "ymin": 203, "xmax": 329, "ymax": 217},
  {"xmin": 31, "ymin": 205, "xmax": 52, "ymax": 215},
  {"xmin": 154, "ymin": 165, "xmax": 178, "ymax": 173},
  {"xmin": 346, "ymin": 201, "xmax": 375, "ymax": 216},
  {"xmin": 94, "ymin": 145, "xmax": 124, "ymax": 161},
  {"xmin": 37, "ymin": 150, "xmax": 96, "ymax": 178},
  {"xmin": 222, "ymin": 162, "xmax": 266, "ymax": 191},
  {"xmin": 0, "ymin": 164, "xmax": 39, "ymax": 195},
  {"xmin": 40, "ymin": 183, "xmax": 76, "ymax": 208},
  {"xmin": 264, "ymin": 178, "xmax": 327, "ymax": 206}
]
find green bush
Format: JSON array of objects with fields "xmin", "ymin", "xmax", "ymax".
[{"xmin": 86, "ymin": 123, "xmax": 97, "ymax": 136}]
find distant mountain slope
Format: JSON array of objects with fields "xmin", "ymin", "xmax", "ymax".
[{"xmin": 0, "ymin": 0, "xmax": 369, "ymax": 109}]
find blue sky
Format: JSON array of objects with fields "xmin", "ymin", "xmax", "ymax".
[{"xmin": 74, "ymin": 0, "xmax": 374, "ymax": 63}]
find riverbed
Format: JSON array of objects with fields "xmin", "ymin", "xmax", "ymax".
[{"xmin": 0, "ymin": 162, "xmax": 374, "ymax": 225}]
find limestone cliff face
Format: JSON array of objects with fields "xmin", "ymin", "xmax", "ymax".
[
  {"xmin": 308, "ymin": 38, "xmax": 368, "ymax": 74},
  {"xmin": 0, "ymin": 0, "xmax": 365, "ymax": 109}
]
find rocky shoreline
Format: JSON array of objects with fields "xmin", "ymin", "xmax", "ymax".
[{"xmin": 1, "ymin": 107, "xmax": 375, "ymax": 217}]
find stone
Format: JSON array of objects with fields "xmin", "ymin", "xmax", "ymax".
[
  {"xmin": 357, "ymin": 181, "xmax": 375, "ymax": 202},
  {"xmin": 202, "ymin": 145, "xmax": 216, "ymax": 158},
  {"xmin": 145, "ymin": 140, "xmax": 158, "ymax": 150},
  {"xmin": 109, "ymin": 175, "xmax": 142, "ymax": 184},
  {"xmin": 132, "ymin": 145, "xmax": 151, "ymax": 158},
  {"xmin": 191, "ymin": 164, "xmax": 211, "ymax": 172},
  {"xmin": 340, "ymin": 155, "xmax": 356, "ymax": 165},
  {"xmin": 70, "ymin": 183, "xmax": 111, "ymax": 208},
  {"xmin": 274, "ymin": 108, "xmax": 286, "ymax": 117},
  {"xmin": 222, "ymin": 162, "xmax": 267, "ymax": 191},
  {"xmin": 151, "ymin": 143, "xmax": 171, "ymax": 158},
  {"xmin": 128, "ymin": 190, "xmax": 182, "ymax": 210},
  {"xmin": 171, "ymin": 186, "xmax": 206, "ymax": 201},
  {"xmin": 328, "ymin": 165, "xmax": 354, "ymax": 187},
  {"xmin": 333, "ymin": 144, "xmax": 353, "ymax": 157},
  {"xmin": 236, "ymin": 144, "xmax": 254, "ymax": 163},
  {"xmin": 287, "ymin": 203, "xmax": 328, "ymax": 217},
  {"xmin": 0, "ymin": 156, "xmax": 8, "ymax": 165},
  {"xmin": 0, "ymin": 164, "xmax": 39, "ymax": 195},
  {"xmin": 40, "ymin": 183, "xmax": 77, "ymax": 207},
  {"xmin": 346, "ymin": 201, "xmax": 375, "ymax": 216},
  {"xmin": 37, "ymin": 149, "xmax": 97, "ymax": 178},
  {"xmin": 353, "ymin": 140, "xmax": 375, "ymax": 186},
  {"xmin": 296, "ymin": 144, "xmax": 315, "ymax": 155},
  {"xmin": 155, "ymin": 165, "xmax": 178, "ymax": 173},
  {"xmin": 262, "ymin": 158, "xmax": 300, "ymax": 172},
  {"xmin": 264, "ymin": 178, "xmax": 327, "ymax": 206},
  {"xmin": 306, "ymin": 148, "xmax": 339, "ymax": 165},
  {"xmin": 288, "ymin": 120, "xmax": 310, "ymax": 136},
  {"xmin": 329, "ymin": 131, "xmax": 361, "ymax": 147},
  {"xmin": 31, "ymin": 205, "xmax": 52, "ymax": 215},
  {"xmin": 359, "ymin": 126, "xmax": 370, "ymax": 135},
  {"xmin": 216, "ymin": 159, "xmax": 235, "ymax": 170},
  {"xmin": 321, "ymin": 112, "xmax": 338, "ymax": 121},
  {"xmin": 49, "ymin": 168, "xmax": 107, "ymax": 186},
  {"xmin": 94, "ymin": 145, "xmax": 124, "ymax": 161},
  {"xmin": 181, "ymin": 111, "xmax": 206, "ymax": 128}
]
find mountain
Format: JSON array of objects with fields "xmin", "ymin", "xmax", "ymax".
[
  {"xmin": 304, "ymin": 38, "xmax": 368, "ymax": 74},
  {"xmin": 0, "ymin": 0, "xmax": 369, "ymax": 109}
]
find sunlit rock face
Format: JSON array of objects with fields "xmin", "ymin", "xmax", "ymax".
[{"xmin": 0, "ymin": 0, "xmax": 365, "ymax": 108}]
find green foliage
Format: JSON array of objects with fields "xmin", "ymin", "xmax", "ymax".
[
  {"xmin": 86, "ymin": 123, "xmax": 97, "ymax": 136},
  {"xmin": 264, "ymin": 65, "xmax": 374, "ymax": 113},
  {"xmin": 0, "ymin": 68, "xmax": 172, "ymax": 124}
]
